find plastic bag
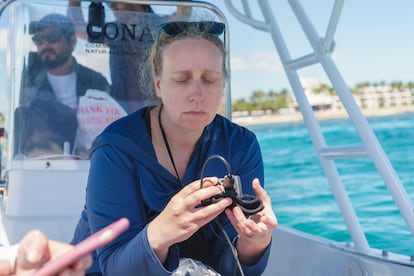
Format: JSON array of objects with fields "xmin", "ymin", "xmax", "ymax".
[
  {"xmin": 172, "ymin": 258, "xmax": 221, "ymax": 276},
  {"xmin": 75, "ymin": 89, "xmax": 127, "ymax": 151}
]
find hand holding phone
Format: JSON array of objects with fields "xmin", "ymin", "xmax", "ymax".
[{"xmin": 32, "ymin": 217, "xmax": 130, "ymax": 276}]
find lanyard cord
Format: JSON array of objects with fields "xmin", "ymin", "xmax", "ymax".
[
  {"xmin": 158, "ymin": 104, "xmax": 181, "ymax": 185},
  {"xmin": 158, "ymin": 104, "xmax": 209, "ymax": 185}
]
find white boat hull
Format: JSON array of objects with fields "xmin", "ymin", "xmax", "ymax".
[{"xmin": 264, "ymin": 226, "xmax": 414, "ymax": 276}]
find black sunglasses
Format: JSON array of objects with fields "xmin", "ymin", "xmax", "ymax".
[
  {"xmin": 159, "ymin": 21, "xmax": 225, "ymax": 37},
  {"xmin": 32, "ymin": 32, "xmax": 64, "ymax": 46}
]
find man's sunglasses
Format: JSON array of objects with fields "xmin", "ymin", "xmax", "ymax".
[
  {"xmin": 32, "ymin": 33, "xmax": 64, "ymax": 46},
  {"xmin": 159, "ymin": 21, "xmax": 225, "ymax": 37}
]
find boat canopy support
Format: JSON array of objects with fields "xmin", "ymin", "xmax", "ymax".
[{"xmin": 224, "ymin": 0, "xmax": 414, "ymax": 251}]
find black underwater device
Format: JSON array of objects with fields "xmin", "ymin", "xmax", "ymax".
[{"xmin": 199, "ymin": 155, "xmax": 264, "ymax": 216}]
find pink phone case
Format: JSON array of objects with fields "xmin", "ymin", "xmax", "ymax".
[{"xmin": 32, "ymin": 217, "xmax": 130, "ymax": 276}]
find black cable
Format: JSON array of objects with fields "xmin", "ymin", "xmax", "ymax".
[
  {"xmin": 213, "ymin": 219, "xmax": 245, "ymax": 276},
  {"xmin": 199, "ymin": 154, "xmax": 244, "ymax": 276},
  {"xmin": 200, "ymin": 154, "xmax": 232, "ymax": 189},
  {"xmin": 199, "ymin": 154, "xmax": 264, "ymax": 216}
]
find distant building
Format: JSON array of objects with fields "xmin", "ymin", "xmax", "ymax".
[
  {"xmin": 231, "ymin": 83, "xmax": 413, "ymax": 118},
  {"xmin": 355, "ymin": 85, "xmax": 412, "ymax": 108},
  {"xmin": 289, "ymin": 83, "xmax": 413, "ymax": 111}
]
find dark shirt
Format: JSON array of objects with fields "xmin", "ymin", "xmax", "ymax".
[
  {"xmin": 71, "ymin": 107, "xmax": 270, "ymax": 275},
  {"xmin": 15, "ymin": 53, "xmax": 110, "ymax": 157},
  {"xmin": 20, "ymin": 52, "xmax": 110, "ymax": 107}
]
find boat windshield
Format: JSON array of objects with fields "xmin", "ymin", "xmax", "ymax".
[{"xmin": 0, "ymin": 1, "xmax": 227, "ymax": 161}]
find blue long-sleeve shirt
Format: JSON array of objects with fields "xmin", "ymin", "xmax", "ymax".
[{"xmin": 72, "ymin": 107, "xmax": 270, "ymax": 275}]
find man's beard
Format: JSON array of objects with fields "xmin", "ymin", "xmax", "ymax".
[{"xmin": 40, "ymin": 49, "xmax": 71, "ymax": 69}]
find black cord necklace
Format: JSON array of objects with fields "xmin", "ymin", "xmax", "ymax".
[{"xmin": 158, "ymin": 104, "xmax": 181, "ymax": 184}]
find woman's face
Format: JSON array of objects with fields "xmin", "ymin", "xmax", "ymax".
[{"xmin": 154, "ymin": 38, "xmax": 225, "ymax": 131}]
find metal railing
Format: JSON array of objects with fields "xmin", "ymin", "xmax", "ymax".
[{"xmin": 224, "ymin": 0, "xmax": 414, "ymax": 252}]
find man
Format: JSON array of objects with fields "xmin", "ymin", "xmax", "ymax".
[
  {"xmin": 0, "ymin": 230, "xmax": 92, "ymax": 275},
  {"xmin": 16, "ymin": 13, "xmax": 110, "ymax": 157},
  {"xmin": 22, "ymin": 13, "xmax": 110, "ymax": 108}
]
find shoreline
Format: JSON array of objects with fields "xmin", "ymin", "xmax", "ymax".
[{"xmin": 232, "ymin": 105, "xmax": 414, "ymax": 126}]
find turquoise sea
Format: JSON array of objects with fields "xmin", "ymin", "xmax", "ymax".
[{"xmin": 247, "ymin": 112, "xmax": 414, "ymax": 256}]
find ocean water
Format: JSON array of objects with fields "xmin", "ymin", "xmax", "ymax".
[{"xmin": 247, "ymin": 112, "xmax": 414, "ymax": 256}]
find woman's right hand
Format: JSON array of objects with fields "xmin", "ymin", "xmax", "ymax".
[{"xmin": 147, "ymin": 177, "xmax": 233, "ymax": 263}]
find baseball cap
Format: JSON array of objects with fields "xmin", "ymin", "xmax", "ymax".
[{"xmin": 29, "ymin": 13, "xmax": 75, "ymax": 36}]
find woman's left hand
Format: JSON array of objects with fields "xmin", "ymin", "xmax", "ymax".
[{"xmin": 225, "ymin": 178, "xmax": 277, "ymax": 265}]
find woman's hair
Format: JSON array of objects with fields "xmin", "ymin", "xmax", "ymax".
[{"xmin": 150, "ymin": 21, "xmax": 228, "ymax": 79}]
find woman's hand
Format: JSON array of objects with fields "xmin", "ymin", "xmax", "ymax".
[
  {"xmin": 147, "ymin": 177, "xmax": 233, "ymax": 263},
  {"xmin": 225, "ymin": 178, "xmax": 277, "ymax": 265}
]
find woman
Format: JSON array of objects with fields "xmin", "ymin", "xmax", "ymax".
[{"xmin": 72, "ymin": 21, "xmax": 277, "ymax": 275}]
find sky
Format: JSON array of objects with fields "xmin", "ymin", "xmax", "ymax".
[{"xmin": 1, "ymin": 0, "xmax": 413, "ymax": 105}]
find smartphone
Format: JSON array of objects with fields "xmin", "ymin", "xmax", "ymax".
[{"xmin": 32, "ymin": 217, "xmax": 130, "ymax": 276}]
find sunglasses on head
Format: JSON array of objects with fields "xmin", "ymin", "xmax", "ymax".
[
  {"xmin": 32, "ymin": 32, "xmax": 64, "ymax": 46},
  {"xmin": 159, "ymin": 21, "xmax": 225, "ymax": 37}
]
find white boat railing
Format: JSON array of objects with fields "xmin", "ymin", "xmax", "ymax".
[{"xmin": 224, "ymin": 0, "xmax": 414, "ymax": 252}]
